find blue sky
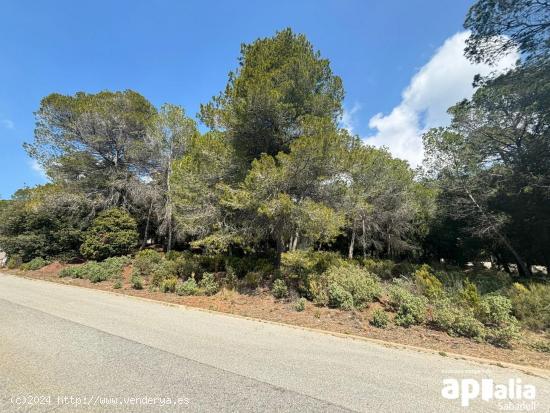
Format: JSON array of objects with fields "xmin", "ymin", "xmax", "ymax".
[{"xmin": 1, "ymin": 0, "xmax": 507, "ymax": 198}]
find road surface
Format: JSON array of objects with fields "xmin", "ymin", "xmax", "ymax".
[{"xmin": 0, "ymin": 273, "xmax": 548, "ymax": 412}]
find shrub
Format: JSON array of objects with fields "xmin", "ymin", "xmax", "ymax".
[
  {"xmin": 370, "ymin": 308, "xmax": 389, "ymax": 328},
  {"xmin": 199, "ymin": 272, "xmax": 220, "ymax": 296},
  {"xmin": 59, "ymin": 266, "xmax": 83, "ymax": 278},
  {"xmin": 150, "ymin": 260, "xmax": 178, "ymax": 287},
  {"xmin": 361, "ymin": 259, "xmax": 396, "ymax": 280},
  {"xmin": 294, "ymin": 297, "xmax": 306, "ymax": 312},
  {"xmin": 176, "ymin": 278, "xmax": 199, "ymax": 296},
  {"xmin": 323, "ymin": 264, "xmax": 382, "ymax": 309},
  {"xmin": 530, "ymin": 339, "xmax": 550, "ymax": 353},
  {"xmin": 459, "ymin": 279, "xmax": 481, "ymax": 309},
  {"xmin": 133, "ymin": 249, "xmax": 163, "ymax": 276},
  {"xmin": 468, "ymin": 270, "xmax": 512, "ymax": 295},
  {"xmin": 272, "ymin": 279, "xmax": 289, "ymax": 299},
  {"xmin": 161, "ymin": 277, "xmax": 177, "ymax": 293},
  {"xmin": 20, "ymin": 257, "xmax": 50, "ymax": 271},
  {"xmin": 6, "ymin": 254, "xmax": 22, "ymax": 269},
  {"xmin": 328, "ymin": 283, "xmax": 354, "ymax": 310},
  {"xmin": 509, "ymin": 282, "xmax": 550, "ymax": 332},
  {"xmin": 387, "ymin": 282, "xmax": 427, "ymax": 327},
  {"xmin": 225, "ymin": 256, "xmax": 275, "ymax": 278},
  {"xmin": 86, "ymin": 262, "xmax": 110, "ymax": 283},
  {"xmin": 414, "ymin": 264, "xmax": 443, "ymax": 299},
  {"xmin": 432, "ymin": 299, "xmax": 485, "ymax": 340},
  {"xmin": 476, "ymin": 294, "xmax": 519, "ymax": 347},
  {"xmin": 244, "ymin": 271, "xmax": 262, "ymax": 289},
  {"xmin": 113, "ymin": 280, "xmax": 122, "ymax": 289},
  {"xmin": 281, "ymin": 250, "xmax": 344, "ymax": 280},
  {"xmin": 101, "ymin": 256, "xmax": 131, "ymax": 276},
  {"xmin": 80, "ymin": 208, "xmax": 138, "ymax": 260},
  {"xmin": 131, "ymin": 274, "xmax": 143, "ymax": 289}
]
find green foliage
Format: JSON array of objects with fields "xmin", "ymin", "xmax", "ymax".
[
  {"xmin": 281, "ymin": 250, "xmax": 344, "ymax": 280},
  {"xmin": 243, "ymin": 271, "xmax": 262, "ymax": 289},
  {"xmin": 370, "ymin": 308, "xmax": 389, "ymax": 328},
  {"xmin": 131, "ymin": 274, "xmax": 144, "ymax": 290},
  {"xmin": 176, "ymin": 277, "xmax": 199, "ymax": 296},
  {"xmin": 271, "ymin": 279, "xmax": 289, "ymax": 299},
  {"xmin": 432, "ymin": 299, "xmax": 486, "ymax": 340},
  {"xmin": 199, "ymin": 273, "xmax": 220, "ymax": 296},
  {"xmin": 200, "ymin": 28, "xmax": 344, "ymax": 161},
  {"xmin": 509, "ymin": 283, "xmax": 550, "ymax": 332},
  {"xmin": 20, "ymin": 257, "xmax": 50, "ymax": 271},
  {"xmin": 161, "ymin": 277, "xmax": 177, "ymax": 293},
  {"xmin": 459, "ymin": 279, "xmax": 481, "ymax": 309},
  {"xmin": 150, "ymin": 260, "xmax": 179, "ymax": 287},
  {"xmin": 0, "ymin": 185, "xmax": 88, "ymax": 261},
  {"xmin": 414, "ymin": 264, "xmax": 443, "ymax": 299},
  {"xmin": 7, "ymin": 254, "xmax": 22, "ymax": 269},
  {"xmin": 314, "ymin": 264, "xmax": 381, "ymax": 310},
  {"xmin": 294, "ymin": 297, "xmax": 306, "ymax": 312},
  {"xmin": 387, "ymin": 282, "xmax": 428, "ymax": 327},
  {"xmin": 58, "ymin": 258, "xmax": 128, "ymax": 283},
  {"xmin": 133, "ymin": 249, "xmax": 163, "ymax": 276},
  {"xmin": 530, "ymin": 339, "xmax": 550, "ymax": 353},
  {"xmin": 80, "ymin": 208, "xmax": 138, "ymax": 260},
  {"xmin": 360, "ymin": 259, "xmax": 396, "ymax": 280},
  {"xmin": 476, "ymin": 294, "xmax": 520, "ymax": 347},
  {"xmin": 113, "ymin": 280, "xmax": 122, "ymax": 289}
]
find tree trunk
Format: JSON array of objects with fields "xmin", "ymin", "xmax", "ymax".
[
  {"xmin": 348, "ymin": 228, "xmax": 355, "ymax": 259},
  {"xmin": 141, "ymin": 201, "xmax": 153, "ymax": 249},
  {"xmin": 291, "ymin": 230, "xmax": 299, "ymax": 251},
  {"xmin": 275, "ymin": 236, "xmax": 285, "ymax": 268}
]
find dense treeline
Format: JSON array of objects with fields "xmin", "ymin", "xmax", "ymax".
[{"xmin": 0, "ymin": 0, "xmax": 548, "ymax": 346}]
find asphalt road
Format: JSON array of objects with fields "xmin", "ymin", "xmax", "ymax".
[{"xmin": 0, "ymin": 273, "xmax": 548, "ymax": 412}]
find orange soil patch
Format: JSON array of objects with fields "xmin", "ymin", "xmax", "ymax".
[{"xmin": 8, "ymin": 263, "xmax": 550, "ymax": 371}]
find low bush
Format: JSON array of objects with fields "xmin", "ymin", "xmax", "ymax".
[
  {"xmin": 432, "ymin": 299, "xmax": 485, "ymax": 340},
  {"xmin": 131, "ymin": 274, "xmax": 143, "ymax": 289},
  {"xmin": 176, "ymin": 277, "xmax": 199, "ymax": 296},
  {"xmin": 281, "ymin": 250, "xmax": 344, "ymax": 280},
  {"xmin": 509, "ymin": 282, "xmax": 550, "ymax": 332},
  {"xmin": 133, "ymin": 249, "xmax": 163, "ymax": 277},
  {"xmin": 243, "ymin": 271, "xmax": 262, "ymax": 289},
  {"xmin": 271, "ymin": 279, "xmax": 289, "ymax": 299},
  {"xmin": 328, "ymin": 283, "xmax": 354, "ymax": 310},
  {"xmin": 161, "ymin": 277, "xmax": 177, "ymax": 293},
  {"xmin": 199, "ymin": 273, "xmax": 220, "ymax": 296},
  {"xmin": 361, "ymin": 258, "xmax": 396, "ymax": 280},
  {"xmin": 459, "ymin": 279, "xmax": 482, "ymax": 309},
  {"xmin": 113, "ymin": 280, "xmax": 122, "ymax": 289},
  {"xmin": 150, "ymin": 260, "xmax": 178, "ymax": 287},
  {"xmin": 294, "ymin": 297, "xmax": 306, "ymax": 312},
  {"xmin": 414, "ymin": 264, "xmax": 443, "ymax": 299},
  {"xmin": 323, "ymin": 264, "xmax": 382, "ymax": 310},
  {"xmin": 476, "ymin": 294, "xmax": 519, "ymax": 347},
  {"xmin": 387, "ymin": 282, "xmax": 428, "ymax": 327},
  {"xmin": 370, "ymin": 308, "xmax": 389, "ymax": 328},
  {"xmin": 20, "ymin": 257, "xmax": 50, "ymax": 271},
  {"xmin": 6, "ymin": 254, "xmax": 22, "ymax": 269}
]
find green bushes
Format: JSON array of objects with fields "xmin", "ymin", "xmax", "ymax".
[
  {"xmin": 6, "ymin": 254, "xmax": 22, "ymax": 269},
  {"xmin": 360, "ymin": 259, "xmax": 396, "ymax": 280},
  {"xmin": 414, "ymin": 264, "xmax": 443, "ymax": 299},
  {"xmin": 370, "ymin": 308, "xmax": 389, "ymax": 328},
  {"xmin": 133, "ymin": 249, "xmax": 163, "ymax": 276},
  {"xmin": 281, "ymin": 250, "xmax": 344, "ymax": 281},
  {"xmin": 271, "ymin": 279, "xmax": 289, "ymax": 299},
  {"xmin": 387, "ymin": 282, "xmax": 428, "ymax": 327},
  {"xmin": 509, "ymin": 282, "xmax": 550, "ymax": 332},
  {"xmin": 20, "ymin": 257, "xmax": 50, "ymax": 271},
  {"xmin": 199, "ymin": 273, "xmax": 220, "ymax": 296},
  {"xmin": 161, "ymin": 277, "xmax": 177, "ymax": 293},
  {"xmin": 311, "ymin": 264, "xmax": 382, "ymax": 310},
  {"xmin": 176, "ymin": 278, "xmax": 199, "ymax": 296},
  {"xmin": 131, "ymin": 274, "xmax": 144, "ymax": 289},
  {"xmin": 58, "ymin": 257, "xmax": 129, "ymax": 283},
  {"xmin": 294, "ymin": 297, "xmax": 306, "ymax": 311},
  {"xmin": 432, "ymin": 299, "xmax": 485, "ymax": 340},
  {"xmin": 80, "ymin": 208, "xmax": 138, "ymax": 260}
]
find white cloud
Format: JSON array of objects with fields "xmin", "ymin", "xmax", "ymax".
[
  {"xmin": 340, "ymin": 102, "xmax": 361, "ymax": 134},
  {"xmin": 0, "ymin": 119, "xmax": 14, "ymax": 129},
  {"xmin": 30, "ymin": 159, "xmax": 48, "ymax": 180},
  {"xmin": 364, "ymin": 31, "xmax": 518, "ymax": 167}
]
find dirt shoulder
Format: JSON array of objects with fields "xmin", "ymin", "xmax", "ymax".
[{"xmin": 6, "ymin": 263, "xmax": 550, "ymax": 372}]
